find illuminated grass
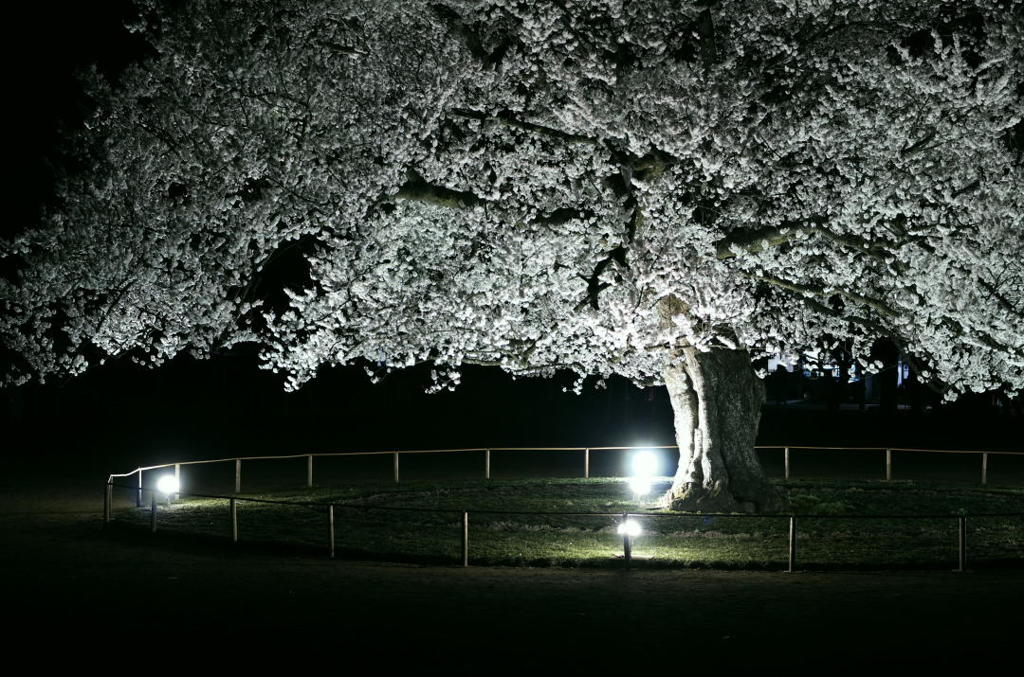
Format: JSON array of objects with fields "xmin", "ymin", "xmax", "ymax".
[{"xmin": 110, "ymin": 478, "xmax": 1024, "ymax": 569}]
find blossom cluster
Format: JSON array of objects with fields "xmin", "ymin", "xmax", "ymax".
[{"xmin": 2, "ymin": 0, "xmax": 1021, "ymax": 399}]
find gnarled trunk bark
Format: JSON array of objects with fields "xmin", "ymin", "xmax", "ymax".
[{"xmin": 664, "ymin": 347, "xmax": 775, "ymax": 512}]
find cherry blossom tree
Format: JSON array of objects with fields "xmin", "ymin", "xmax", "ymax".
[{"xmin": 2, "ymin": 0, "xmax": 1022, "ymax": 510}]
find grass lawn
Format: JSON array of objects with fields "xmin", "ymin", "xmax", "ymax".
[{"xmin": 108, "ymin": 477, "xmax": 1024, "ymax": 570}]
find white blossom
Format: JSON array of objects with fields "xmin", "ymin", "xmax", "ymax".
[{"xmin": 1, "ymin": 0, "xmax": 1021, "ymax": 401}]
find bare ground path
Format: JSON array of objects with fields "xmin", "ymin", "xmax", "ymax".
[{"xmin": 2, "ymin": 473, "xmax": 1022, "ymax": 672}]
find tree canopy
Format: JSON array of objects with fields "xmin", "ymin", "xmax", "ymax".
[{"xmin": 2, "ymin": 0, "xmax": 1022, "ymax": 400}]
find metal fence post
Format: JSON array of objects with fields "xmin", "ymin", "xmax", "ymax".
[
  {"xmin": 104, "ymin": 480, "xmax": 112, "ymax": 524},
  {"xmin": 307, "ymin": 454, "xmax": 314, "ymax": 488},
  {"xmin": 328, "ymin": 504, "xmax": 335, "ymax": 559},
  {"xmin": 150, "ymin": 494, "xmax": 158, "ymax": 533},
  {"xmin": 174, "ymin": 463, "xmax": 181, "ymax": 500},
  {"xmin": 393, "ymin": 452, "xmax": 400, "ymax": 483},
  {"xmin": 234, "ymin": 459, "xmax": 242, "ymax": 494},
  {"xmin": 622, "ymin": 513, "xmax": 632, "ymax": 565},
  {"xmin": 981, "ymin": 453, "xmax": 988, "ymax": 485},
  {"xmin": 784, "ymin": 447, "xmax": 790, "ymax": 480},
  {"xmin": 584, "ymin": 448, "xmax": 590, "ymax": 479},
  {"xmin": 885, "ymin": 449, "xmax": 892, "ymax": 481},
  {"xmin": 956, "ymin": 516, "xmax": 967, "ymax": 572},
  {"xmin": 485, "ymin": 449, "xmax": 491, "ymax": 480},
  {"xmin": 788, "ymin": 516, "xmax": 797, "ymax": 572},
  {"xmin": 137, "ymin": 470, "xmax": 143, "ymax": 507},
  {"xmin": 462, "ymin": 511, "xmax": 469, "ymax": 567},
  {"xmin": 230, "ymin": 497, "xmax": 238, "ymax": 543}
]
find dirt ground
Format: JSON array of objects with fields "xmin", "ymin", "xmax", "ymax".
[{"xmin": 2, "ymin": 473, "xmax": 1023, "ymax": 673}]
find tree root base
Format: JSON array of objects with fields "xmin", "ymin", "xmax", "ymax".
[{"xmin": 663, "ymin": 483, "xmax": 781, "ymax": 514}]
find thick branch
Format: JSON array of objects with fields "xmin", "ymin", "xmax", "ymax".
[
  {"xmin": 716, "ymin": 224, "xmax": 800, "ymax": 259},
  {"xmin": 900, "ymin": 127, "xmax": 938, "ymax": 156},
  {"xmin": 753, "ymin": 273, "xmax": 898, "ymax": 318},
  {"xmin": 451, "ymin": 107, "xmax": 597, "ymax": 145},
  {"xmin": 716, "ymin": 220, "xmax": 893, "ymax": 264},
  {"xmin": 450, "ymin": 108, "xmax": 680, "ymax": 178},
  {"xmin": 980, "ymin": 279, "xmax": 1024, "ymax": 319},
  {"xmin": 393, "ymin": 172, "xmax": 483, "ymax": 208}
]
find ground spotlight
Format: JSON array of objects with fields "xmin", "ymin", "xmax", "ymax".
[
  {"xmin": 618, "ymin": 517, "xmax": 642, "ymax": 563},
  {"xmin": 631, "ymin": 450, "xmax": 659, "ymax": 477},
  {"xmin": 157, "ymin": 475, "xmax": 180, "ymax": 504},
  {"xmin": 628, "ymin": 476, "xmax": 652, "ymax": 497},
  {"xmin": 157, "ymin": 475, "xmax": 179, "ymax": 495}
]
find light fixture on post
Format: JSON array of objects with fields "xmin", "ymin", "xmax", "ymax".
[{"xmin": 617, "ymin": 515, "xmax": 642, "ymax": 563}]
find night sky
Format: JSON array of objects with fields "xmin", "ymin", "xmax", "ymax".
[{"xmin": 4, "ymin": 1, "xmax": 148, "ymax": 240}]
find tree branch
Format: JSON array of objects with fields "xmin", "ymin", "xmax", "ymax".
[
  {"xmin": 450, "ymin": 107, "xmax": 597, "ymax": 145},
  {"xmin": 716, "ymin": 224, "xmax": 801, "ymax": 259},
  {"xmin": 392, "ymin": 171, "xmax": 484, "ymax": 208},
  {"xmin": 753, "ymin": 273, "xmax": 898, "ymax": 318}
]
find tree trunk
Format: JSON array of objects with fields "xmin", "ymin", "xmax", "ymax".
[{"xmin": 663, "ymin": 347, "xmax": 775, "ymax": 513}]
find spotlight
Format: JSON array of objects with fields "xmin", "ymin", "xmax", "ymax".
[
  {"xmin": 628, "ymin": 476, "xmax": 652, "ymax": 496},
  {"xmin": 157, "ymin": 475, "xmax": 180, "ymax": 496},
  {"xmin": 155, "ymin": 475, "xmax": 180, "ymax": 508},
  {"xmin": 631, "ymin": 450, "xmax": 659, "ymax": 477},
  {"xmin": 617, "ymin": 519, "xmax": 642, "ymax": 538}
]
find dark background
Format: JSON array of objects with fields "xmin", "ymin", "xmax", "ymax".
[{"xmin": 2, "ymin": 1, "xmax": 1020, "ymax": 481}]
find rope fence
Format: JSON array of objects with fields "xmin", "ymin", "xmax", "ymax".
[
  {"xmin": 104, "ymin": 444, "xmax": 1024, "ymax": 571},
  {"xmin": 108, "ymin": 444, "xmax": 1024, "ymax": 507},
  {"xmin": 106, "ymin": 481, "xmax": 1024, "ymax": 572}
]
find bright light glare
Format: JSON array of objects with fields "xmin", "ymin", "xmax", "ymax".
[
  {"xmin": 156, "ymin": 475, "xmax": 180, "ymax": 495},
  {"xmin": 631, "ymin": 450, "xmax": 659, "ymax": 477},
  {"xmin": 617, "ymin": 519, "xmax": 642, "ymax": 538},
  {"xmin": 628, "ymin": 476, "xmax": 652, "ymax": 496}
]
